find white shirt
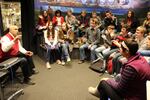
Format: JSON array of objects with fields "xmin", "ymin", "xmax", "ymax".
[
  {"xmin": 56, "ymin": 17, "xmax": 61, "ymax": 26},
  {"xmin": 44, "ymin": 30, "xmax": 58, "ymax": 46},
  {"xmin": 1, "ymin": 32, "xmax": 27, "ymax": 54}
]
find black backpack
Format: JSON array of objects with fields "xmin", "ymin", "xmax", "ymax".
[{"xmin": 89, "ymin": 58, "xmax": 105, "ymax": 73}]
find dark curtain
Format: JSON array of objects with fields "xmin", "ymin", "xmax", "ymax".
[
  {"xmin": 21, "ymin": 0, "xmax": 36, "ymax": 53},
  {"xmin": 0, "ymin": 5, "xmax": 4, "ymax": 36}
]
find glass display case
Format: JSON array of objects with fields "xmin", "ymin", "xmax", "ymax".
[{"xmin": 0, "ymin": 2, "xmax": 21, "ymax": 30}]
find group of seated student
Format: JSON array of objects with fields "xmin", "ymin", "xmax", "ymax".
[
  {"xmin": 0, "ymin": 25, "xmax": 38, "ymax": 85},
  {"xmin": 39, "ymin": 10, "xmax": 71, "ymax": 69},
  {"xmin": 37, "ymin": 9, "xmax": 150, "ymax": 98},
  {"xmin": 36, "ymin": 8, "xmax": 150, "ymax": 72}
]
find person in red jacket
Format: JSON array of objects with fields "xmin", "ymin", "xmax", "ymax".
[
  {"xmin": 0, "ymin": 25, "xmax": 37, "ymax": 85},
  {"xmin": 37, "ymin": 10, "xmax": 51, "ymax": 31},
  {"xmin": 52, "ymin": 10, "xmax": 64, "ymax": 28},
  {"xmin": 88, "ymin": 38, "xmax": 150, "ymax": 100}
]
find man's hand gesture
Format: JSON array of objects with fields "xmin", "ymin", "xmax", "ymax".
[
  {"xmin": 25, "ymin": 51, "xmax": 33, "ymax": 56},
  {"xmin": 14, "ymin": 35, "xmax": 22, "ymax": 42}
]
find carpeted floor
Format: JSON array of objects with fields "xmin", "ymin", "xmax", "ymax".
[{"xmin": 17, "ymin": 55, "xmax": 110, "ymax": 100}]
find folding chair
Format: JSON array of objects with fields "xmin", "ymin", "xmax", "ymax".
[{"xmin": 0, "ymin": 57, "xmax": 24, "ymax": 100}]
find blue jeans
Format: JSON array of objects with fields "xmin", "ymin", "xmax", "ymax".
[
  {"xmin": 138, "ymin": 50, "xmax": 150, "ymax": 56},
  {"xmin": 103, "ymin": 49, "xmax": 118, "ymax": 60},
  {"xmin": 79, "ymin": 43, "xmax": 89, "ymax": 60},
  {"xmin": 95, "ymin": 46, "xmax": 106, "ymax": 59},
  {"xmin": 45, "ymin": 44, "xmax": 60, "ymax": 62},
  {"xmin": 60, "ymin": 42, "xmax": 70, "ymax": 61},
  {"xmin": 79, "ymin": 43, "xmax": 97, "ymax": 61},
  {"xmin": 90, "ymin": 45, "xmax": 98, "ymax": 61}
]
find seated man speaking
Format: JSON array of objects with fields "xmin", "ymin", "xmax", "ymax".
[{"xmin": 0, "ymin": 25, "xmax": 37, "ymax": 85}]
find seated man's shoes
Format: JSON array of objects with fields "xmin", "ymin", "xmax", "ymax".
[
  {"xmin": 32, "ymin": 69, "xmax": 39, "ymax": 75},
  {"xmin": 24, "ymin": 78, "xmax": 35, "ymax": 85},
  {"xmin": 88, "ymin": 86, "xmax": 100, "ymax": 98},
  {"xmin": 15, "ymin": 77, "xmax": 24, "ymax": 84}
]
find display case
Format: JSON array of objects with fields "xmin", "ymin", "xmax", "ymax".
[{"xmin": 0, "ymin": 2, "xmax": 21, "ymax": 30}]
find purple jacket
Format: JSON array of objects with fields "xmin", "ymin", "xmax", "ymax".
[{"xmin": 107, "ymin": 53, "xmax": 150, "ymax": 100}]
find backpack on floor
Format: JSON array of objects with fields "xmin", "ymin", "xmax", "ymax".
[{"xmin": 89, "ymin": 59, "xmax": 105, "ymax": 73}]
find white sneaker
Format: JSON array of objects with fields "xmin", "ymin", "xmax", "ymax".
[
  {"xmin": 67, "ymin": 57, "xmax": 71, "ymax": 62},
  {"xmin": 88, "ymin": 86, "xmax": 100, "ymax": 98},
  {"xmin": 56, "ymin": 60, "xmax": 62, "ymax": 65},
  {"xmin": 46, "ymin": 62, "xmax": 51, "ymax": 69},
  {"xmin": 61, "ymin": 61, "xmax": 65, "ymax": 66}
]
